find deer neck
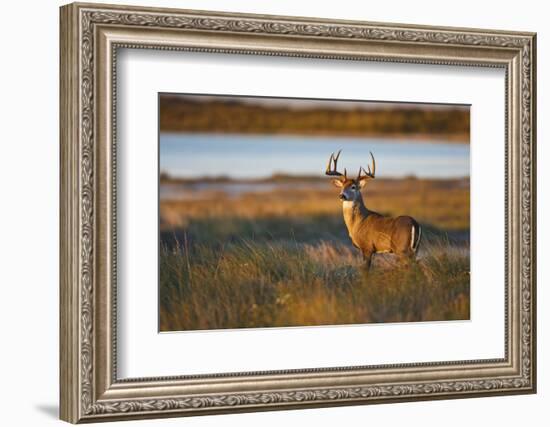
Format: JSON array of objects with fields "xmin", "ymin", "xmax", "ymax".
[{"xmin": 342, "ymin": 195, "xmax": 369, "ymax": 234}]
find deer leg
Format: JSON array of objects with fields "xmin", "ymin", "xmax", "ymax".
[{"xmin": 362, "ymin": 251, "xmax": 373, "ymax": 271}]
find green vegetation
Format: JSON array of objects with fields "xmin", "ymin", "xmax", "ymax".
[{"xmin": 159, "ymin": 177, "xmax": 470, "ymax": 331}]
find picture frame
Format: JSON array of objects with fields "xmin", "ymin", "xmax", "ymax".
[{"xmin": 59, "ymin": 2, "xmax": 536, "ymax": 423}]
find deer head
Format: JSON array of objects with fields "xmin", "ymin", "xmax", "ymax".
[{"xmin": 325, "ymin": 149, "xmax": 376, "ymax": 202}]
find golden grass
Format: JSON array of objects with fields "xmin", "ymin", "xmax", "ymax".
[
  {"xmin": 159, "ymin": 177, "xmax": 470, "ymax": 331},
  {"xmin": 159, "ymin": 238, "xmax": 469, "ymax": 331},
  {"xmin": 161, "ymin": 177, "xmax": 469, "ymax": 231}
]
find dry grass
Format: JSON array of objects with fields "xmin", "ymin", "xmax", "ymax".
[
  {"xmin": 161, "ymin": 177, "xmax": 470, "ymax": 231},
  {"xmin": 159, "ymin": 177, "xmax": 470, "ymax": 331}
]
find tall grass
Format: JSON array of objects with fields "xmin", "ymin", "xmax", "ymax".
[
  {"xmin": 159, "ymin": 178, "xmax": 470, "ymax": 331},
  {"xmin": 160, "ymin": 236, "xmax": 469, "ymax": 331}
]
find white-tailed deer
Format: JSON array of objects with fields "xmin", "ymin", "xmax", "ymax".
[{"xmin": 325, "ymin": 150, "xmax": 421, "ymax": 270}]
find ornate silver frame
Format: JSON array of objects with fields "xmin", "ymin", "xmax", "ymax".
[{"xmin": 60, "ymin": 2, "xmax": 537, "ymax": 423}]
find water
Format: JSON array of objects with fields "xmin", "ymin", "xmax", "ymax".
[
  {"xmin": 160, "ymin": 133, "xmax": 469, "ymax": 179},
  {"xmin": 160, "ymin": 180, "xmax": 331, "ymax": 200}
]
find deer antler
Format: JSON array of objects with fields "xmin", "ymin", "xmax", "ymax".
[
  {"xmin": 357, "ymin": 152, "xmax": 376, "ymax": 181},
  {"xmin": 325, "ymin": 149, "xmax": 347, "ymax": 180}
]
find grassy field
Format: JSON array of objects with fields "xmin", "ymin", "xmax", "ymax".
[{"xmin": 159, "ymin": 177, "xmax": 470, "ymax": 331}]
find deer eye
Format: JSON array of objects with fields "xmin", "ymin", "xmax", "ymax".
[{"xmin": 351, "ymin": 184, "xmax": 356, "ymax": 190}]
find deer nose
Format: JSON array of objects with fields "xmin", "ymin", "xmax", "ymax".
[{"xmin": 339, "ymin": 193, "xmax": 347, "ymax": 201}]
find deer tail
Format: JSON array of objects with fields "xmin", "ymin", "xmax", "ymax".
[{"xmin": 411, "ymin": 223, "xmax": 422, "ymax": 253}]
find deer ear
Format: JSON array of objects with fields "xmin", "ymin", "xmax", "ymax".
[
  {"xmin": 358, "ymin": 178, "xmax": 369, "ymax": 189},
  {"xmin": 331, "ymin": 179, "xmax": 344, "ymax": 188}
]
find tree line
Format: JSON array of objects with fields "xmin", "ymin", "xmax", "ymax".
[{"xmin": 160, "ymin": 96, "xmax": 469, "ymax": 141}]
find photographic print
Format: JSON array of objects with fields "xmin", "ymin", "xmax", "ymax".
[{"xmin": 159, "ymin": 94, "xmax": 470, "ymax": 332}]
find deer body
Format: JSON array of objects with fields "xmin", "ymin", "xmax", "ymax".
[
  {"xmin": 342, "ymin": 197, "xmax": 421, "ymax": 269},
  {"xmin": 326, "ymin": 150, "xmax": 422, "ymax": 270}
]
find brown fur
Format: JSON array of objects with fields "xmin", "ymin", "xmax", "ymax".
[{"xmin": 334, "ymin": 178, "xmax": 421, "ymax": 270}]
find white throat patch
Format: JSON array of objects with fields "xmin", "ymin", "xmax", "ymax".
[{"xmin": 342, "ymin": 201, "xmax": 355, "ymax": 210}]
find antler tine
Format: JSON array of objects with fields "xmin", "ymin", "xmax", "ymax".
[
  {"xmin": 332, "ymin": 149, "xmax": 342, "ymax": 173},
  {"xmin": 357, "ymin": 152, "xmax": 376, "ymax": 181},
  {"xmin": 333, "ymin": 149, "xmax": 341, "ymax": 164},
  {"xmin": 325, "ymin": 153, "xmax": 334, "ymax": 174},
  {"xmin": 356, "ymin": 166, "xmax": 366, "ymax": 181},
  {"xmin": 325, "ymin": 149, "xmax": 346, "ymax": 178}
]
